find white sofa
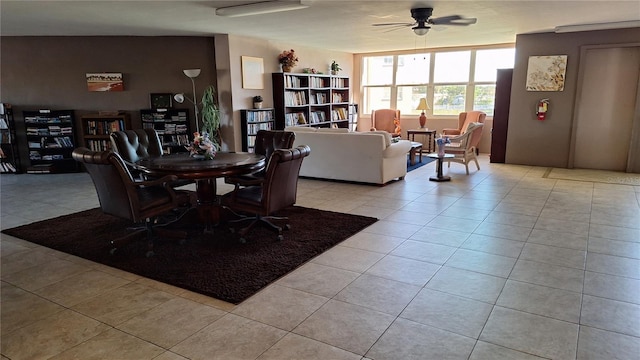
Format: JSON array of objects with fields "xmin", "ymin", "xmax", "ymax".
[{"xmin": 285, "ymin": 127, "xmax": 412, "ymax": 185}]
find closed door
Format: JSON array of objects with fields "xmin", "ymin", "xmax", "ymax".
[{"xmin": 573, "ymin": 47, "xmax": 640, "ymax": 171}]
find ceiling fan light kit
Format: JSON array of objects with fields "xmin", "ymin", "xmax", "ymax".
[{"xmin": 216, "ymin": 0, "xmax": 310, "ymax": 18}]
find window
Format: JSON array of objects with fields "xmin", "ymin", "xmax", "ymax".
[{"xmin": 360, "ymin": 46, "xmax": 515, "ymax": 116}]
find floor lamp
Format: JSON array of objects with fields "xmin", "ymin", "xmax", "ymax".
[{"xmin": 174, "ymin": 69, "xmax": 201, "ymax": 133}]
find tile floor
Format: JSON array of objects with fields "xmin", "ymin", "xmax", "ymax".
[{"xmin": 1, "ymin": 155, "xmax": 639, "ymax": 360}]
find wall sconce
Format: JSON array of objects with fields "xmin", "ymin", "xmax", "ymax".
[
  {"xmin": 416, "ymin": 98, "xmax": 430, "ymax": 128},
  {"xmin": 174, "ymin": 68, "xmax": 201, "ymax": 133}
]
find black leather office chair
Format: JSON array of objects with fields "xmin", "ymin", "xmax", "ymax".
[
  {"xmin": 110, "ymin": 128, "xmax": 193, "ymax": 188},
  {"xmin": 72, "ymin": 147, "xmax": 191, "ymax": 257},
  {"xmin": 224, "ymin": 130, "xmax": 295, "ymax": 189},
  {"xmin": 222, "ymin": 145, "xmax": 311, "ymax": 243}
]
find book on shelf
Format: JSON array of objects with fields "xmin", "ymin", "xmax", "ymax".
[{"xmin": 26, "ymin": 164, "xmax": 54, "ymax": 174}]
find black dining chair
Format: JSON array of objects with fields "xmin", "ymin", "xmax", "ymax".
[
  {"xmin": 224, "ymin": 130, "xmax": 295, "ymax": 190},
  {"xmin": 72, "ymin": 147, "xmax": 192, "ymax": 257},
  {"xmin": 222, "ymin": 145, "xmax": 311, "ymax": 243}
]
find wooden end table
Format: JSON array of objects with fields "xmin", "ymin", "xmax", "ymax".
[
  {"xmin": 409, "ymin": 142, "xmax": 423, "ymax": 165},
  {"xmin": 407, "ymin": 129, "xmax": 436, "ymax": 153},
  {"xmin": 427, "ymin": 153, "xmax": 454, "ymax": 182}
]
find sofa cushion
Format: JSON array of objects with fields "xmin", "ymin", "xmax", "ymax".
[{"xmin": 361, "ymin": 130, "xmax": 392, "ymax": 147}]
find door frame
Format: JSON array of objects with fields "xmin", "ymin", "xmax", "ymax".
[{"xmin": 568, "ymin": 42, "xmax": 640, "ymax": 171}]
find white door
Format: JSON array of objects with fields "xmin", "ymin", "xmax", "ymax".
[{"xmin": 573, "ymin": 47, "xmax": 640, "ymax": 171}]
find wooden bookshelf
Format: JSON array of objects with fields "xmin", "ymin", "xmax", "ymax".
[
  {"xmin": 240, "ymin": 108, "xmax": 275, "ymax": 152},
  {"xmin": 23, "ymin": 109, "xmax": 78, "ymax": 173},
  {"xmin": 80, "ymin": 113, "xmax": 131, "ymax": 151},
  {"xmin": 272, "ymin": 73, "xmax": 350, "ymax": 129}
]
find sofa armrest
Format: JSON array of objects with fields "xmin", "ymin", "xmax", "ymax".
[{"xmin": 383, "ymin": 139, "xmax": 412, "ymax": 158}]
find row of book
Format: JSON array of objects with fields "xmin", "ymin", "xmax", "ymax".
[
  {"xmin": 284, "ymin": 112, "xmax": 307, "ymax": 127},
  {"xmin": 331, "ymin": 78, "xmax": 348, "ymax": 88},
  {"xmin": 332, "ymin": 107, "xmax": 349, "ymax": 120},
  {"xmin": 332, "ymin": 93, "xmax": 347, "ymax": 103},
  {"xmin": 29, "ymin": 151, "xmax": 64, "ymax": 161},
  {"xmin": 28, "ymin": 136, "xmax": 74, "ymax": 149},
  {"xmin": 245, "ymin": 111, "xmax": 273, "ymax": 122},
  {"xmin": 247, "ymin": 121, "xmax": 273, "ymax": 135},
  {"xmin": 27, "ymin": 126, "xmax": 73, "ymax": 136},
  {"xmin": 309, "ymin": 77, "xmax": 329, "ymax": 88},
  {"xmin": 283, "ymin": 75, "xmax": 305, "ymax": 88},
  {"xmin": 284, "ymin": 91, "xmax": 308, "ymax": 106},
  {"xmin": 309, "ymin": 93, "xmax": 328, "ymax": 105},
  {"xmin": 0, "ymin": 161, "xmax": 17, "ymax": 173},
  {"xmin": 85, "ymin": 120, "xmax": 125, "ymax": 135},
  {"xmin": 24, "ymin": 115, "xmax": 72, "ymax": 124},
  {"xmin": 164, "ymin": 123, "xmax": 188, "ymax": 134},
  {"xmin": 309, "ymin": 111, "xmax": 327, "ymax": 124},
  {"xmin": 86, "ymin": 140, "xmax": 111, "ymax": 152}
]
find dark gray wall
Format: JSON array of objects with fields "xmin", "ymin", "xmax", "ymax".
[
  {"xmin": 506, "ymin": 28, "xmax": 640, "ymax": 167},
  {"xmin": 1, "ymin": 36, "xmax": 216, "ymax": 166}
]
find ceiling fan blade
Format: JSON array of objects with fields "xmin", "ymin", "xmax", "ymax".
[
  {"xmin": 431, "ymin": 17, "xmax": 477, "ymax": 26},
  {"xmin": 372, "ymin": 22, "xmax": 415, "ymax": 27},
  {"xmin": 429, "ymin": 15, "xmax": 462, "ymax": 24}
]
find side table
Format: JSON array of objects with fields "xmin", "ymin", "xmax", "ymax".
[
  {"xmin": 409, "ymin": 142, "xmax": 423, "ymax": 165},
  {"xmin": 427, "ymin": 153, "xmax": 454, "ymax": 182},
  {"xmin": 407, "ymin": 129, "xmax": 436, "ymax": 153}
]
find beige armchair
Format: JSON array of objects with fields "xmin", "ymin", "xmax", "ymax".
[
  {"xmin": 443, "ymin": 111, "xmax": 486, "ymax": 136},
  {"xmin": 443, "ymin": 122, "xmax": 484, "ymax": 175},
  {"xmin": 371, "ymin": 109, "xmax": 401, "ymax": 137}
]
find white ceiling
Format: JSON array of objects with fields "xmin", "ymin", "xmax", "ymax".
[{"xmin": 1, "ymin": 0, "xmax": 639, "ymax": 53}]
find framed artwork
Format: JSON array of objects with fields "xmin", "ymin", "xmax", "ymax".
[
  {"xmin": 526, "ymin": 55, "xmax": 568, "ymax": 91},
  {"xmin": 150, "ymin": 93, "xmax": 173, "ymax": 109},
  {"xmin": 86, "ymin": 73, "xmax": 124, "ymax": 92},
  {"xmin": 241, "ymin": 56, "xmax": 264, "ymax": 89}
]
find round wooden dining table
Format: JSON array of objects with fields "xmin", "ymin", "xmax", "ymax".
[{"xmin": 135, "ymin": 152, "xmax": 266, "ymax": 225}]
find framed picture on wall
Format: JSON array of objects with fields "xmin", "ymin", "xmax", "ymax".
[
  {"xmin": 150, "ymin": 93, "xmax": 173, "ymax": 109},
  {"xmin": 241, "ymin": 56, "xmax": 264, "ymax": 89},
  {"xmin": 86, "ymin": 73, "xmax": 124, "ymax": 92}
]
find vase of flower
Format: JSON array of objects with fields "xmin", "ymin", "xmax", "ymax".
[
  {"xmin": 186, "ymin": 132, "xmax": 217, "ymax": 160},
  {"xmin": 436, "ymin": 136, "xmax": 451, "ymax": 157},
  {"xmin": 253, "ymin": 95, "xmax": 263, "ymax": 109},
  {"xmin": 278, "ymin": 49, "xmax": 298, "ymax": 73}
]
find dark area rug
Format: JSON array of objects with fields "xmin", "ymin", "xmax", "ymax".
[{"xmin": 2, "ymin": 207, "xmax": 377, "ymax": 304}]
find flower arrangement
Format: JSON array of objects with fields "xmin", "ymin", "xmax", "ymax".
[
  {"xmin": 252, "ymin": 95, "xmax": 263, "ymax": 103},
  {"xmin": 186, "ymin": 132, "xmax": 217, "ymax": 160},
  {"xmin": 436, "ymin": 136, "xmax": 451, "ymax": 157},
  {"xmin": 278, "ymin": 49, "xmax": 299, "ymax": 69}
]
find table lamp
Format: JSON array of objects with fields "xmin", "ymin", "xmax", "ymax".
[{"xmin": 416, "ymin": 98, "xmax": 430, "ymax": 128}]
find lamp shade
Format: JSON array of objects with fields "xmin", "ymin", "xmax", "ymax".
[
  {"xmin": 413, "ymin": 27, "xmax": 430, "ymax": 36},
  {"xmin": 183, "ymin": 69, "xmax": 201, "ymax": 78},
  {"xmin": 173, "ymin": 93, "xmax": 185, "ymax": 103},
  {"xmin": 416, "ymin": 98, "xmax": 430, "ymax": 111}
]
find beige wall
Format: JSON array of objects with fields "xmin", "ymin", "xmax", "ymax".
[{"xmin": 506, "ymin": 28, "xmax": 640, "ymax": 167}]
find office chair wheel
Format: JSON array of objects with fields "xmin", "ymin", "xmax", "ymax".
[
  {"xmin": 110, "ymin": 247, "xmax": 117, "ymax": 255},
  {"xmin": 239, "ymin": 237, "xmax": 247, "ymax": 244},
  {"xmin": 277, "ymin": 234, "xmax": 284, "ymax": 241},
  {"xmin": 284, "ymin": 224, "xmax": 291, "ymax": 231},
  {"xmin": 145, "ymin": 250, "xmax": 155, "ymax": 258}
]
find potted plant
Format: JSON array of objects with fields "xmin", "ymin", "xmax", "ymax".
[
  {"xmin": 200, "ymin": 85, "xmax": 221, "ymax": 151},
  {"xmin": 331, "ymin": 60, "xmax": 342, "ymax": 75},
  {"xmin": 253, "ymin": 95, "xmax": 263, "ymax": 109}
]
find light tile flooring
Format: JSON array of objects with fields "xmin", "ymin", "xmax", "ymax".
[{"xmin": 1, "ymin": 155, "xmax": 639, "ymax": 360}]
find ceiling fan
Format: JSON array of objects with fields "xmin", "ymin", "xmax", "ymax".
[{"xmin": 373, "ymin": 8, "xmax": 477, "ymax": 36}]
